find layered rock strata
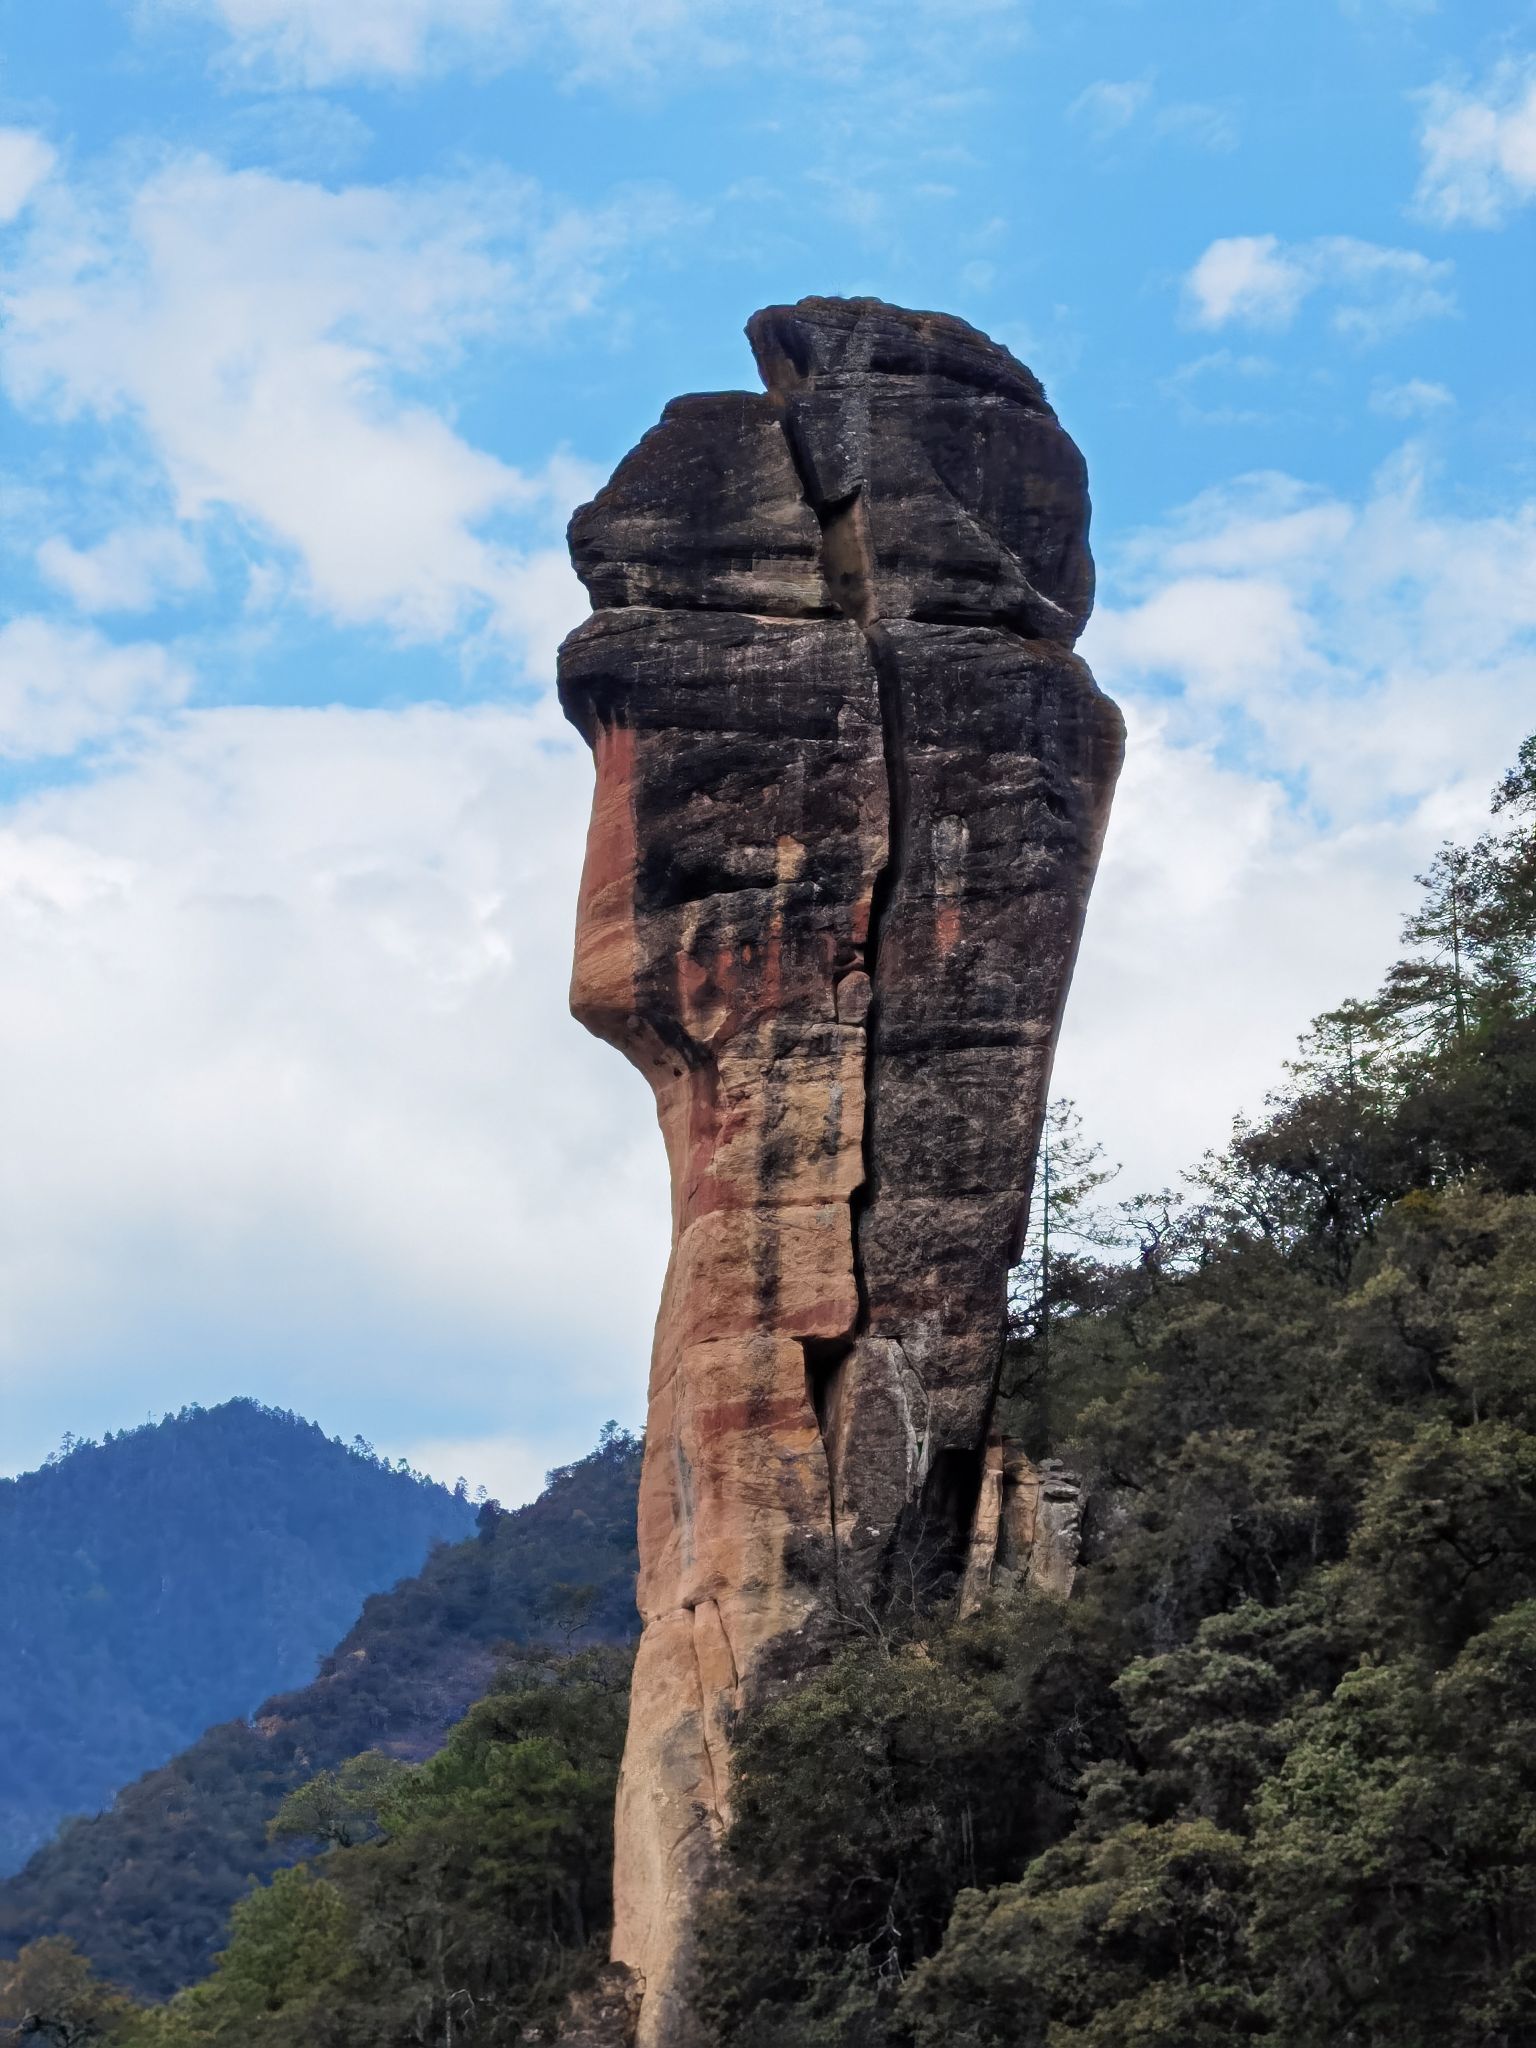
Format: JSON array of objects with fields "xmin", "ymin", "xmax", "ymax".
[{"xmin": 559, "ymin": 296, "xmax": 1124, "ymax": 2047}]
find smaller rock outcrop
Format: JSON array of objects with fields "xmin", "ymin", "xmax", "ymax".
[
  {"xmin": 556, "ymin": 1967, "xmax": 642, "ymax": 2047},
  {"xmin": 959, "ymin": 1440, "xmax": 1083, "ymax": 1615}
]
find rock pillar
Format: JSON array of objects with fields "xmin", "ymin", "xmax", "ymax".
[{"xmin": 558, "ymin": 296, "xmax": 1123, "ymax": 2046}]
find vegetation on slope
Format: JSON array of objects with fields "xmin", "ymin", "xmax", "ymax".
[
  {"xmin": 691, "ymin": 733, "xmax": 1536, "ymax": 2046},
  {"xmin": 0, "ymin": 1426, "xmax": 641, "ymax": 2001},
  {"xmin": 0, "ymin": 1645, "xmax": 630, "ymax": 2048},
  {"xmin": 0, "ymin": 1400, "xmax": 477, "ymax": 1878},
  {"xmin": 4, "ymin": 732, "xmax": 1533, "ymax": 2046}
]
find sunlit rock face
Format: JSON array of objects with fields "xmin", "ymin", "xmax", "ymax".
[{"xmin": 558, "ymin": 296, "xmax": 1123, "ymax": 2048}]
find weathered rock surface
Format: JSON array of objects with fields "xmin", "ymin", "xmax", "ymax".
[
  {"xmin": 559, "ymin": 296, "xmax": 1123, "ymax": 2047},
  {"xmin": 959, "ymin": 1441, "xmax": 1083, "ymax": 1615}
]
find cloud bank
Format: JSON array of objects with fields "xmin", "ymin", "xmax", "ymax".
[
  {"xmin": 0, "ymin": 693, "xmax": 670, "ymax": 1482},
  {"xmin": 2, "ymin": 448, "xmax": 1530, "ymax": 1494}
]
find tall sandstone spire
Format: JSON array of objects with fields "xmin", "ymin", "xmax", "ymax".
[{"xmin": 558, "ymin": 297, "xmax": 1124, "ymax": 2047}]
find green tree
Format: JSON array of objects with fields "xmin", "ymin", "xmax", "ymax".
[
  {"xmin": 150, "ymin": 1868, "xmax": 357, "ymax": 2046},
  {"xmin": 1382, "ymin": 842, "xmax": 1485, "ymax": 1049},
  {"xmin": 0, "ymin": 1939, "xmax": 140, "ymax": 2046},
  {"xmin": 139, "ymin": 1647, "xmax": 632, "ymax": 2048},
  {"xmin": 902, "ymin": 1820, "xmax": 1264, "ymax": 2048},
  {"xmin": 1010, "ymin": 1098, "xmax": 1121, "ymax": 1341},
  {"xmin": 1249, "ymin": 1608, "xmax": 1536, "ymax": 2047},
  {"xmin": 0, "ymin": 1425, "xmax": 642, "ymax": 2002},
  {"xmin": 268, "ymin": 1754, "xmax": 404, "ymax": 1853}
]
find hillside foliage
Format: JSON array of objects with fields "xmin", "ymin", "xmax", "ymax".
[
  {"xmin": 0, "ymin": 1401, "xmax": 477, "ymax": 1879},
  {"xmin": 0, "ymin": 1426, "xmax": 642, "ymax": 2002},
  {"xmin": 689, "ymin": 731, "xmax": 1536, "ymax": 2046},
  {"xmin": 4, "ymin": 732, "xmax": 1534, "ymax": 2046}
]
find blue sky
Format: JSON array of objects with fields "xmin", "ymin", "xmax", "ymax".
[{"xmin": 1, "ymin": 0, "xmax": 1533, "ymax": 1501}]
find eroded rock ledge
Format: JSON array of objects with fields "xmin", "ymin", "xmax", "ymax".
[{"xmin": 559, "ymin": 296, "xmax": 1123, "ymax": 2048}]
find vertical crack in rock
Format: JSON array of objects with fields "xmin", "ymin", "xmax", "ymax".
[
  {"xmin": 559, "ymin": 296, "xmax": 1124, "ymax": 2047},
  {"xmin": 781, "ymin": 475, "xmax": 910, "ymax": 1568},
  {"xmin": 687, "ymin": 1600, "xmax": 732, "ymax": 1836},
  {"xmin": 814, "ymin": 493, "xmax": 909, "ymax": 1308}
]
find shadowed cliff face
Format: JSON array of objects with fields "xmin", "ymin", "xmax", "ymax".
[{"xmin": 558, "ymin": 296, "xmax": 1123, "ymax": 2047}]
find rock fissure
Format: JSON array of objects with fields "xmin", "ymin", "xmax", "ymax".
[
  {"xmin": 687, "ymin": 1608, "xmax": 726, "ymax": 1832},
  {"xmin": 768, "ymin": 452, "xmax": 909, "ymax": 1358},
  {"xmin": 560, "ymin": 295, "xmax": 1124, "ymax": 2047}
]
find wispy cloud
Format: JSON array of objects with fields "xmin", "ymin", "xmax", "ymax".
[
  {"xmin": 1068, "ymin": 76, "xmax": 1237, "ymax": 151},
  {"xmin": 1369, "ymin": 376, "xmax": 1455, "ymax": 419},
  {"xmin": 0, "ymin": 129, "xmax": 56, "ymax": 224},
  {"xmin": 37, "ymin": 526, "xmax": 208, "ymax": 614},
  {"xmin": 0, "ymin": 616, "xmax": 193, "ymax": 758},
  {"xmin": 1415, "ymin": 56, "xmax": 1536, "ymax": 227},
  {"xmin": 1088, "ymin": 455, "xmax": 1536, "ymax": 812},
  {"xmin": 2, "ymin": 150, "xmax": 672, "ymax": 663},
  {"xmin": 1184, "ymin": 232, "xmax": 1455, "ymax": 341},
  {"xmin": 147, "ymin": 0, "xmax": 1026, "ymax": 90},
  {"xmin": 1160, "ymin": 349, "xmax": 1280, "ymax": 427},
  {"xmin": 1068, "ymin": 77, "xmax": 1153, "ymax": 139},
  {"xmin": 1153, "ymin": 100, "xmax": 1238, "ymax": 152}
]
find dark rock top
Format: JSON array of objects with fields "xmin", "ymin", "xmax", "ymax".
[{"xmin": 568, "ymin": 292, "xmax": 1094, "ymax": 652}]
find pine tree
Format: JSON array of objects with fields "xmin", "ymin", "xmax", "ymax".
[{"xmin": 1008, "ymin": 1098, "xmax": 1119, "ymax": 1354}]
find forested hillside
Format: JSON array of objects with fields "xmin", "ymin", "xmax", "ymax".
[
  {"xmin": 2, "ymin": 732, "xmax": 1532, "ymax": 2047},
  {"xmin": 690, "ymin": 736, "xmax": 1536, "ymax": 2047},
  {"xmin": 0, "ymin": 1425, "xmax": 641, "ymax": 2001},
  {"xmin": 0, "ymin": 1401, "xmax": 476, "ymax": 1877}
]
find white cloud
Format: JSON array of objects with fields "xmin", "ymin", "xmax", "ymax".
[
  {"xmin": 37, "ymin": 525, "xmax": 208, "ymax": 613},
  {"xmin": 165, "ymin": 0, "xmax": 527, "ymax": 82},
  {"xmin": 1185, "ymin": 232, "xmax": 1454, "ymax": 340},
  {"xmin": 0, "ymin": 129, "xmax": 56, "ymax": 224},
  {"xmin": 1415, "ymin": 58, "xmax": 1536, "ymax": 228},
  {"xmin": 1160, "ymin": 349, "xmax": 1280, "ymax": 428},
  {"xmin": 1088, "ymin": 459, "xmax": 1535, "ymax": 803},
  {"xmin": 1185, "ymin": 234, "xmax": 1310, "ymax": 326},
  {"xmin": 1058, "ymin": 716, "xmax": 1425, "ymax": 1203},
  {"xmin": 1, "ymin": 154, "xmax": 664, "ymax": 660},
  {"xmin": 0, "ymin": 617, "xmax": 193, "ymax": 758},
  {"xmin": 152, "ymin": 0, "xmax": 736, "ymax": 85},
  {"xmin": 0, "ymin": 695, "xmax": 669, "ymax": 1475},
  {"xmin": 1369, "ymin": 376, "xmax": 1454, "ymax": 419}
]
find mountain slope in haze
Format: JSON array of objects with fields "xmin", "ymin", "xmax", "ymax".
[
  {"xmin": 0, "ymin": 1399, "xmax": 477, "ymax": 1878},
  {"xmin": 0, "ymin": 1424, "xmax": 643, "ymax": 2001}
]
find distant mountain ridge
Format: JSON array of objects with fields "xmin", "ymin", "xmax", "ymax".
[
  {"xmin": 0, "ymin": 1422, "xmax": 643, "ymax": 2000},
  {"xmin": 0, "ymin": 1399, "xmax": 477, "ymax": 1878}
]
